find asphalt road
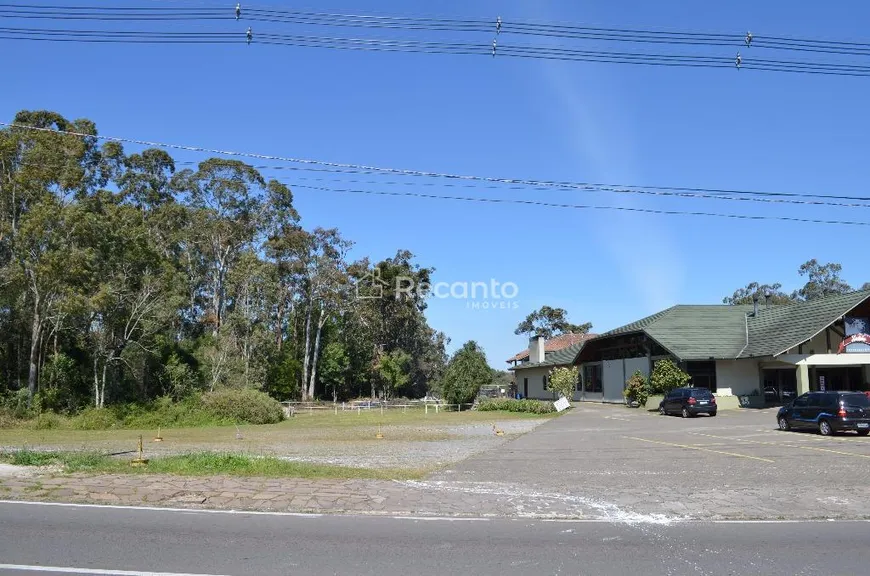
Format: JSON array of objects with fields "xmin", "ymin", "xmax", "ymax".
[{"xmin": 1, "ymin": 501, "xmax": 868, "ymax": 576}]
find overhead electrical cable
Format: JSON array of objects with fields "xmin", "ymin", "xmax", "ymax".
[
  {"xmin": 290, "ymin": 184, "xmax": 870, "ymax": 227},
  {"xmin": 4, "ymin": 3, "xmax": 870, "ymax": 58},
  {"xmin": 3, "ymin": 122, "xmax": 869, "ymax": 227}
]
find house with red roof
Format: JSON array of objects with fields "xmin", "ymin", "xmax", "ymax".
[{"xmin": 507, "ymin": 332, "xmax": 596, "ymax": 400}]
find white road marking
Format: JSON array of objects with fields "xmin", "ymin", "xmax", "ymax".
[{"xmin": 0, "ymin": 565, "xmax": 230, "ymax": 576}]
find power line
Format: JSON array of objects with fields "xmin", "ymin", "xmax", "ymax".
[
  {"xmin": 3, "ymin": 122, "xmax": 869, "ymax": 225},
  {"xmin": 5, "ymin": 26, "xmax": 870, "ymax": 76},
  {"xmin": 290, "ymin": 184, "xmax": 870, "ymax": 227},
  {"xmin": 5, "ymin": 3, "xmax": 870, "ymax": 59}
]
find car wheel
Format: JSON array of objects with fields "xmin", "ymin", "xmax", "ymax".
[
  {"xmin": 681, "ymin": 407, "xmax": 690, "ymax": 418},
  {"xmin": 778, "ymin": 417, "xmax": 790, "ymax": 431},
  {"xmin": 710, "ymin": 410, "xmax": 717, "ymax": 417},
  {"xmin": 819, "ymin": 419, "xmax": 833, "ymax": 436},
  {"xmin": 857, "ymin": 430, "xmax": 869, "ymax": 436},
  {"xmin": 659, "ymin": 405, "xmax": 666, "ymax": 415}
]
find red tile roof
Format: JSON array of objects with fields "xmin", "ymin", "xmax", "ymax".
[{"xmin": 506, "ymin": 333, "xmax": 597, "ymax": 363}]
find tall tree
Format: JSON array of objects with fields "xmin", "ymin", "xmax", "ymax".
[
  {"xmin": 514, "ymin": 306, "xmax": 591, "ymax": 339},
  {"xmin": 723, "ymin": 282, "xmax": 793, "ymax": 305},
  {"xmin": 793, "ymin": 259, "xmax": 852, "ymax": 301},
  {"xmin": 440, "ymin": 341, "xmax": 492, "ymax": 405}
]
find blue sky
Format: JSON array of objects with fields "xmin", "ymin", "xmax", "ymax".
[{"xmin": 4, "ymin": 0, "xmax": 870, "ymax": 367}]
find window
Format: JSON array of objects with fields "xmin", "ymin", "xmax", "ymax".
[
  {"xmin": 843, "ymin": 393, "xmax": 870, "ymax": 407},
  {"xmin": 821, "ymin": 394, "xmax": 838, "ymax": 409},
  {"xmin": 583, "ymin": 364, "xmax": 602, "ymax": 393},
  {"xmin": 808, "ymin": 393, "xmax": 825, "ymax": 407},
  {"xmin": 690, "ymin": 389, "xmax": 713, "ymax": 399},
  {"xmin": 543, "ymin": 375, "xmax": 548, "ymax": 390},
  {"xmin": 793, "ymin": 394, "xmax": 809, "ymax": 408}
]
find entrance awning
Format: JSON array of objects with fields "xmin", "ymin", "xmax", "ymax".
[{"xmin": 776, "ymin": 353, "xmax": 870, "ymax": 366}]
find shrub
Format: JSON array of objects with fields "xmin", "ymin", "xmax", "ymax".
[
  {"xmin": 440, "ymin": 341, "xmax": 492, "ymax": 405},
  {"xmin": 477, "ymin": 398, "xmax": 556, "ymax": 414},
  {"xmin": 648, "ymin": 358, "xmax": 691, "ymax": 395},
  {"xmin": 29, "ymin": 411, "xmax": 69, "ymax": 430},
  {"xmin": 200, "ymin": 389, "xmax": 284, "ymax": 425},
  {"xmin": 623, "ymin": 370, "xmax": 649, "ymax": 407},
  {"xmin": 548, "ymin": 366, "xmax": 578, "ymax": 400},
  {"xmin": 1, "ymin": 388, "xmax": 32, "ymax": 419},
  {"xmin": 71, "ymin": 407, "xmax": 122, "ymax": 430}
]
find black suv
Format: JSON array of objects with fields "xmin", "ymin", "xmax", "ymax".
[
  {"xmin": 659, "ymin": 387, "xmax": 717, "ymax": 418},
  {"xmin": 777, "ymin": 391, "xmax": 870, "ymax": 436}
]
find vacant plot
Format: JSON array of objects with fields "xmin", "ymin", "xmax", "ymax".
[{"xmin": 1, "ymin": 409, "xmax": 553, "ymax": 473}]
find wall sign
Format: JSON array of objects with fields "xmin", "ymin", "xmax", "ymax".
[
  {"xmin": 838, "ymin": 333, "xmax": 870, "ymax": 353},
  {"xmin": 841, "ymin": 317, "xmax": 870, "ymax": 353}
]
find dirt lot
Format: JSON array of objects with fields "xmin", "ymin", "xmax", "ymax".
[{"xmin": 1, "ymin": 410, "xmax": 551, "ymax": 472}]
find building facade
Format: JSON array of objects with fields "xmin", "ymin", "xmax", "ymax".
[{"xmin": 569, "ymin": 289, "xmax": 870, "ymax": 404}]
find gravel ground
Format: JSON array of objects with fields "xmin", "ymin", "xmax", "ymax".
[{"xmin": 2, "ymin": 417, "xmax": 551, "ymax": 471}]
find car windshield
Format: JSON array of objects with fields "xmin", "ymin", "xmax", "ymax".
[
  {"xmin": 690, "ymin": 389, "xmax": 713, "ymax": 398},
  {"xmin": 841, "ymin": 393, "xmax": 870, "ymax": 407}
]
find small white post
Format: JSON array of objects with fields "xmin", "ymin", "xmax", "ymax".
[{"xmin": 425, "ymin": 404, "xmax": 428, "ymax": 415}]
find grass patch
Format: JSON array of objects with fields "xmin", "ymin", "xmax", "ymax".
[{"xmin": 1, "ymin": 450, "xmax": 423, "ymax": 480}]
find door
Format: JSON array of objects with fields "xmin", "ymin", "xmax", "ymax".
[
  {"xmin": 523, "ymin": 378, "xmax": 528, "ymax": 399},
  {"xmin": 662, "ymin": 391, "xmax": 675, "ymax": 413},
  {"xmin": 789, "ymin": 394, "xmax": 810, "ymax": 428},
  {"xmin": 804, "ymin": 393, "xmax": 825, "ymax": 425},
  {"xmin": 666, "ymin": 390, "xmax": 684, "ymax": 413}
]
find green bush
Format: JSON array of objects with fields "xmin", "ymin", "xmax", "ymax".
[
  {"xmin": 477, "ymin": 398, "xmax": 556, "ymax": 414},
  {"xmin": 548, "ymin": 366, "xmax": 578, "ymax": 400},
  {"xmin": 72, "ymin": 407, "xmax": 122, "ymax": 430},
  {"xmin": 200, "ymin": 389, "xmax": 285, "ymax": 425},
  {"xmin": 1, "ymin": 388, "xmax": 32, "ymax": 419},
  {"xmin": 29, "ymin": 411, "xmax": 68, "ymax": 430},
  {"xmin": 648, "ymin": 358, "xmax": 691, "ymax": 395},
  {"xmin": 623, "ymin": 370, "xmax": 649, "ymax": 407}
]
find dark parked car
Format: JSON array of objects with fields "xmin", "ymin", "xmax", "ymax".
[
  {"xmin": 777, "ymin": 391, "xmax": 870, "ymax": 436},
  {"xmin": 659, "ymin": 387, "xmax": 717, "ymax": 418}
]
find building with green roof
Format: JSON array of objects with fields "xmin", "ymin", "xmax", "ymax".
[
  {"xmin": 510, "ymin": 289, "xmax": 870, "ymax": 404},
  {"xmin": 570, "ymin": 289, "xmax": 870, "ymax": 404}
]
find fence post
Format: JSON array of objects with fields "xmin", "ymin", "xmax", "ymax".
[
  {"xmin": 458, "ymin": 403, "xmax": 461, "ymax": 412},
  {"xmin": 425, "ymin": 404, "xmax": 428, "ymax": 415},
  {"xmin": 436, "ymin": 404, "xmax": 439, "ymax": 414}
]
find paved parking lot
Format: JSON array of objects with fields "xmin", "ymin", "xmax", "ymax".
[{"xmin": 423, "ymin": 402, "xmax": 870, "ymax": 520}]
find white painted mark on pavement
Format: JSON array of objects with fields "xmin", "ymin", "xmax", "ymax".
[{"xmin": 0, "ymin": 564, "xmax": 231, "ymax": 576}]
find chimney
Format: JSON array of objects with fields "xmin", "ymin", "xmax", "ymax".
[
  {"xmin": 528, "ymin": 335, "xmax": 546, "ymax": 364},
  {"xmin": 752, "ymin": 294, "xmax": 759, "ymax": 317}
]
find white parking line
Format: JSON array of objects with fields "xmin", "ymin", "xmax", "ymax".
[{"xmin": 0, "ymin": 565, "xmax": 230, "ymax": 576}]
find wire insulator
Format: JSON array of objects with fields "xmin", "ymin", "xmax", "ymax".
[
  {"xmin": 492, "ymin": 38, "xmax": 497, "ymax": 56},
  {"xmin": 235, "ymin": 3, "xmax": 241, "ymax": 20},
  {"xmin": 246, "ymin": 26, "xmax": 252, "ymax": 45},
  {"xmin": 736, "ymin": 52, "xmax": 742, "ymax": 68},
  {"xmin": 745, "ymin": 31, "xmax": 752, "ymax": 46},
  {"xmin": 496, "ymin": 16, "xmax": 502, "ymax": 34}
]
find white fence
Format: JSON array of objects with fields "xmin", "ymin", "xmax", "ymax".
[{"xmin": 279, "ymin": 401, "xmax": 475, "ymax": 417}]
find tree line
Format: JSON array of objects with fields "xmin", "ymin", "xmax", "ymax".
[
  {"xmin": 724, "ymin": 259, "xmax": 869, "ymax": 305},
  {"xmin": 0, "ymin": 110, "xmax": 452, "ymax": 411}
]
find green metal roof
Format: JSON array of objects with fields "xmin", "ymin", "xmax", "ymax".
[
  {"xmin": 741, "ymin": 289, "xmax": 870, "ymax": 358},
  {"xmin": 586, "ymin": 289, "xmax": 870, "ymax": 361},
  {"xmin": 509, "ymin": 341, "xmax": 584, "ymax": 371},
  {"xmin": 598, "ymin": 305, "xmax": 753, "ymax": 360}
]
